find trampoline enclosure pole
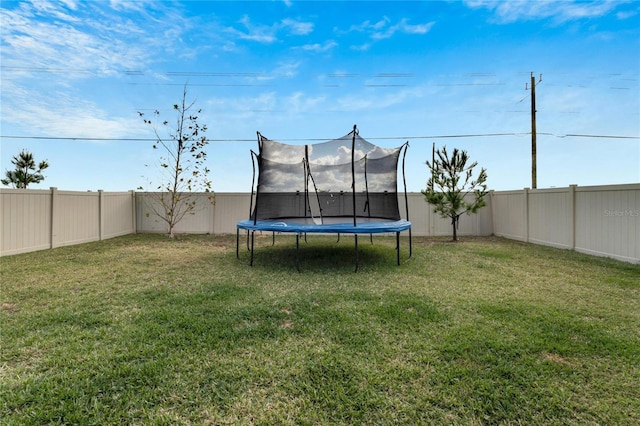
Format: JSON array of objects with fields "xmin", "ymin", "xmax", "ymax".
[
  {"xmin": 250, "ymin": 231, "xmax": 255, "ymax": 266},
  {"xmin": 351, "ymin": 124, "xmax": 357, "ymax": 227},
  {"xmin": 354, "ymin": 234, "xmax": 359, "ymax": 272}
]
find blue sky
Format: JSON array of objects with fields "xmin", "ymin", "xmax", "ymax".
[{"xmin": 1, "ymin": 0, "xmax": 639, "ymax": 192}]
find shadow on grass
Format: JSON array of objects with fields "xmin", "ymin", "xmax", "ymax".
[{"xmin": 237, "ymin": 234, "xmax": 410, "ymax": 273}]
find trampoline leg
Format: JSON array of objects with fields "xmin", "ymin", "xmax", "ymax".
[
  {"xmin": 250, "ymin": 231, "xmax": 255, "ymax": 266},
  {"xmin": 409, "ymin": 229, "xmax": 413, "ymax": 258},
  {"xmin": 296, "ymin": 234, "xmax": 301, "ymax": 272},
  {"xmin": 396, "ymin": 232, "xmax": 400, "ymax": 266},
  {"xmin": 370, "ymin": 233, "xmax": 373, "ymax": 245},
  {"xmin": 354, "ymin": 234, "xmax": 359, "ymax": 272},
  {"xmin": 236, "ymin": 227, "xmax": 240, "ymax": 259}
]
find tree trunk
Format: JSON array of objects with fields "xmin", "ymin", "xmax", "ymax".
[{"xmin": 451, "ymin": 215, "xmax": 458, "ymax": 242}]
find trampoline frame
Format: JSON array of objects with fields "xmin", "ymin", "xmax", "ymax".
[{"xmin": 236, "ymin": 218, "xmax": 412, "ymax": 272}]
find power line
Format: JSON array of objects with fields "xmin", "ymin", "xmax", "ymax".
[
  {"xmin": 1, "ymin": 133, "xmax": 638, "ymax": 142},
  {"xmin": 3, "ymin": 66, "xmax": 635, "ymax": 86},
  {"xmin": 554, "ymin": 133, "xmax": 640, "ymax": 139},
  {"xmin": 0, "ymin": 135, "xmax": 254, "ymax": 142}
]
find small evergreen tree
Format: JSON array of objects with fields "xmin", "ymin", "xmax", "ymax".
[
  {"xmin": 422, "ymin": 146, "xmax": 488, "ymax": 241},
  {"xmin": 138, "ymin": 85, "xmax": 213, "ymax": 238},
  {"xmin": 1, "ymin": 150, "xmax": 49, "ymax": 188}
]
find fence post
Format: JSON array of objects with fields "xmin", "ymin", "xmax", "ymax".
[
  {"xmin": 429, "ymin": 195, "xmax": 435, "ymax": 237},
  {"xmin": 212, "ymin": 192, "xmax": 216, "ymax": 235},
  {"xmin": 523, "ymin": 187, "xmax": 530, "ymax": 243},
  {"xmin": 50, "ymin": 187, "xmax": 58, "ymax": 249},
  {"xmin": 489, "ymin": 190, "xmax": 495, "ymax": 236},
  {"xmin": 99, "ymin": 190, "xmax": 104, "ymax": 241},
  {"xmin": 130, "ymin": 190, "xmax": 137, "ymax": 234},
  {"xmin": 570, "ymin": 184, "xmax": 577, "ymax": 250}
]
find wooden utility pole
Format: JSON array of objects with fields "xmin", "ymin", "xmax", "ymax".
[
  {"xmin": 529, "ymin": 72, "xmax": 541, "ymax": 189},
  {"xmin": 531, "ymin": 73, "xmax": 537, "ymax": 188}
]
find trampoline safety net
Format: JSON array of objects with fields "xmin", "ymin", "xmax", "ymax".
[{"xmin": 250, "ymin": 126, "xmax": 408, "ymax": 224}]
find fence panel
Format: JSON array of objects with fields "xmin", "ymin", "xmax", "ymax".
[
  {"xmin": 52, "ymin": 190, "xmax": 100, "ymax": 248},
  {"xmin": 102, "ymin": 191, "xmax": 136, "ymax": 239},
  {"xmin": 490, "ymin": 190, "xmax": 527, "ymax": 241},
  {"xmin": 1, "ymin": 188, "xmax": 135, "ymax": 256},
  {"xmin": 214, "ymin": 193, "xmax": 252, "ymax": 235},
  {"xmin": 575, "ymin": 185, "xmax": 640, "ymax": 263},
  {"xmin": 1, "ymin": 189, "xmax": 52, "ymax": 255},
  {"xmin": 491, "ymin": 184, "xmax": 639, "ymax": 263},
  {"xmin": 136, "ymin": 193, "xmax": 215, "ymax": 234},
  {"xmin": 528, "ymin": 188, "xmax": 573, "ymax": 249}
]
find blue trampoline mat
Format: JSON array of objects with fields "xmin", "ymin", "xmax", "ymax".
[{"xmin": 237, "ymin": 218, "xmax": 411, "ymax": 234}]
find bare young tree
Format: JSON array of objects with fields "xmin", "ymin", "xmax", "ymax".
[
  {"xmin": 138, "ymin": 85, "xmax": 213, "ymax": 238},
  {"xmin": 422, "ymin": 146, "xmax": 488, "ymax": 241}
]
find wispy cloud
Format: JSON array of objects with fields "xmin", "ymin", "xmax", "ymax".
[
  {"xmin": 343, "ymin": 16, "xmax": 434, "ymax": 43},
  {"xmin": 464, "ymin": 0, "xmax": 628, "ymax": 23},
  {"xmin": 371, "ymin": 18, "xmax": 435, "ymax": 40},
  {"xmin": 349, "ymin": 17, "xmax": 390, "ymax": 33},
  {"xmin": 271, "ymin": 61, "xmax": 301, "ymax": 79},
  {"xmin": 299, "ymin": 40, "xmax": 338, "ymax": 53},
  {"xmin": 350, "ymin": 43, "xmax": 372, "ymax": 52},
  {"xmin": 230, "ymin": 16, "xmax": 314, "ymax": 43},
  {"xmin": 233, "ymin": 15, "xmax": 278, "ymax": 43},
  {"xmin": 285, "ymin": 91, "xmax": 327, "ymax": 114},
  {"xmin": 0, "ymin": 1, "xmax": 188, "ymax": 136},
  {"xmin": 0, "ymin": 80, "xmax": 141, "ymax": 139},
  {"xmin": 335, "ymin": 85, "xmax": 426, "ymax": 112},
  {"xmin": 616, "ymin": 9, "xmax": 638, "ymax": 20},
  {"xmin": 0, "ymin": 1, "xmax": 181, "ymax": 77},
  {"xmin": 29, "ymin": 0, "xmax": 80, "ymax": 21},
  {"xmin": 281, "ymin": 18, "xmax": 314, "ymax": 35}
]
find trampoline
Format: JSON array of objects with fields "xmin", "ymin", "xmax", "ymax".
[{"xmin": 236, "ymin": 125, "xmax": 412, "ymax": 271}]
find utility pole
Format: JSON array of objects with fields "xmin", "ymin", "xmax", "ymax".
[{"xmin": 527, "ymin": 73, "xmax": 542, "ymax": 189}]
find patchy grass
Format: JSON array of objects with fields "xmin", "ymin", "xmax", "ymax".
[{"xmin": 1, "ymin": 234, "xmax": 639, "ymax": 425}]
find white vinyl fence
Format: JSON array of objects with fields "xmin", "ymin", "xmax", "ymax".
[
  {"xmin": 1, "ymin": 188, "xmax": 135, "ymax": 256},
  {"xmin": 2, "ymin": 184, "xmax": 638, "ymax": 263},
  {"xmin": 491, "ymin": 184, "xmax": 639, "ymax": 263}
]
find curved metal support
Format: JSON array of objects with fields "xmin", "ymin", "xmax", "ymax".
[
  {"xmin": 251, "ymin": 149, "xmax": 261, "ymax": 225},
  {"xmin": 400, "ymin": 141, "xmax": 413, "ymax": 259},
  {"xmin": 351, "ymin": 124, "xmax": 357, "ymax": 227},
  {"xmin": 249, "ymin": 150, "xmax": 258, "ymax": 221},
  {"xmin": 306, "ymin": 158, "xmax": 324, "ymax": 223},
  {"xmin": 401, "ymin": 141, "xmax": 410, "ymax": 222}
]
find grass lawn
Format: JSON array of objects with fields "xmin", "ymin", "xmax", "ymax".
[{"xmin": 1, "ymin": 233, "xmax": 639, "ymax": 425}]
